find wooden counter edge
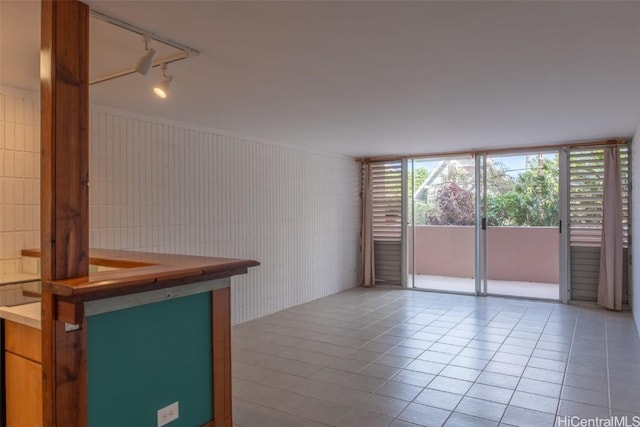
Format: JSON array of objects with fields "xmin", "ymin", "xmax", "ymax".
[
  {"xmin": 22, "ymin": 248, "xmax": 259, "ymax": 302},
  {"xmin": 22, "ymin": 248, "xmax": 260, "ymax": 270}
]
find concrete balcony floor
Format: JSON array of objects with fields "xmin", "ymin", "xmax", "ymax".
[{"xmin": 411, "ymin": 274, "xmax": 559, "ymax": 300}]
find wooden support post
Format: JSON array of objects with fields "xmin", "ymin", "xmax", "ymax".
[
  {"xmin": 212, "ymin": 287, "xmax": 232, "ymax": 427},
  {"xmin": 40, "ymin": 1, "xmax": 90, "ymax": 426}
]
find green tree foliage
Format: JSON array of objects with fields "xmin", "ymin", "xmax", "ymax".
[
  {"xmin": 410, "ymin": 157, "xmax": 558, "ymax": 227},
  {"xmin": 487, "ymin": 156, "xmax": 559, "ymax": 226},
  {"xmin": 408, "ymin": 167, "xmax": 429, "ymax": 224},
  {"xmin": 486, "ymin": 162, "xmax": 515, "ymax": 195},
  {"xmin": 408, "ymin": 167, "xmax": 429, "ymax": 191}
]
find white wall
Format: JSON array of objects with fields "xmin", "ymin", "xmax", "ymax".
[
  {"xmin": 0, "ymin": 87, "xmax": 361, "ymax": 323},
  {"xmin": 633, "ymin": 123, "xmax": 640, "ymax": 335}
]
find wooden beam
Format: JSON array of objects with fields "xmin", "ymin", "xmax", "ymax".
[
  {"xmin": 212, "ymin": 287, "xmax": 232, "ymax": 427},
  {"xmin": 40, "ymin": 1, "xmax": 90, "ymax": 426},
  {"xmin": 55, "ymin": 300, "xmax": 84, "ymax": 325},
  {"xmin": 40, "ymin": 0, "xmax": 89, "ymax": 277}
]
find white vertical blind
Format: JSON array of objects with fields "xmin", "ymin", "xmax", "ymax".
[
  {"xmin": 569, "ymin": 146, "xmax": 629, "ymax": 246},
  {"xmin": 370, "ymin": 161, "xmax": 403, "ymax": 284},
  {"xmin": 568, "ymin": 145, "xmax": 629, "ymax": 303},
  {"xmin": 371, "ymin": 161, "xmax": 403, "ymax": 241}
]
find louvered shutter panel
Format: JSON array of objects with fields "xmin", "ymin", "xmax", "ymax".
[
  {"xmin": 568, "ymin": 146, "xmax": 629, "ymax": 302},
  {"xmin": 370, "ymin": 161, "xmax": 402, "ymax": 284}
]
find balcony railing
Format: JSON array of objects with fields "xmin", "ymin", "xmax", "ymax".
[{"xmin": 408, "ymin": 225, "xmax": 559, "ymax": 284}]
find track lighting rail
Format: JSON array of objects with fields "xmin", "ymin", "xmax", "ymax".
[{"xmin": 89, "ymin": 9, "xmax": 200, "ymax": 85}]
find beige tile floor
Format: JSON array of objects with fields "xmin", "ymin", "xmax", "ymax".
[
  {"xmin": 411, "ymin": 275, "xmax": 559, "ymax": 300},
  {"xmin": 232, "ymin": 287, "xmax": 640, "ymax": 427}
]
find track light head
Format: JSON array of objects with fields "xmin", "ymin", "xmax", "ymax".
[
  {"xmin": 135, "ymin": 35, "xmax": 156, "ymax": 76},
  {"xmin": 153, "ymin": 75, "xmax": 173, "ymax": 98},
  {"xmin": 135, "ymin": 48, "xmax": 156, "ymax": 76},
  {"xmin": 153, "ymin": 63, "xmax": 173, "ymax": 98}
]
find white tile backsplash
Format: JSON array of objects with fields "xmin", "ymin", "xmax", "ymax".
[
  {"xmin": 0, "ymin": 90, "xmax": 40, "ymax": 282},
  {"xmin": 0, "ymin": 87, "xmax": 361, "ymax": 323}
]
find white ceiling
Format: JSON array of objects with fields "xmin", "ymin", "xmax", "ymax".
[{"xmin": 1, "ymin": 1, "xmax": 639, "ymax": 157}]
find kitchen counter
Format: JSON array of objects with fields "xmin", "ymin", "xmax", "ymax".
[
  {"xmin": 0, "ymin": 272, "xmax": 39, "ymax": 286},
  {"xmin": 8, "ymin": 248, "xmax": 259, "ymax": 427},
  {"xmin": 0, "ymin": 302, "xmax": 41, "ymax": 330},
  {"xmin": 22, "ymin": 248, "xmax": 259, "ymax": 302}
]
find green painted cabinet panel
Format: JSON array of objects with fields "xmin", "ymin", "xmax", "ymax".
[{"xmin": 87, "ymin": 293, "xmax": 212, "ymax": 427}]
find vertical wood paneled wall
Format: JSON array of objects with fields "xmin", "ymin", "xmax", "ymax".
[
  {"xmin": 631, "ymin": 129, "xmax": 640, "ymax": 333},
  {"xmin": 0, "ymin": 88, "xmax": 361, "ymax": 323}
]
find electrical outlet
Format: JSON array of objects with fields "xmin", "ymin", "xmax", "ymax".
[{"xmin": 157, "ymin": 401, "xmax": 179, "ymax": 427}]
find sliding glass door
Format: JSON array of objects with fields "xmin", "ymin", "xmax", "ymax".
[
  {"xmin": 407, "ymin": 156, "xmax": 476, "ymax": 294},
  {"xmin": 406, "ymin": 151, "xmax": 562, "ymax": 300},
  {"xmin": 482, "ymin": 152, "xmax": 561, "ymax": 300},
  {"xmin": 401, "ymin": 144, "xmax": 629, "ymax": 303}
]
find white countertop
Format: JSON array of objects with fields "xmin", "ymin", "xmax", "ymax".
[
  {"xmin": 0, "ymin": 272, "xmax": 39, "ymax": 285},
  {"xmin": 0, "ymin": 302, "xmax": 41, "ymax": 330}
]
